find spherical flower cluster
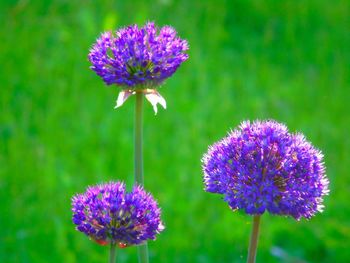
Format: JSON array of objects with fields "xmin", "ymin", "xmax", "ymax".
[
  {"xmin": 89, "ymin": 22, "xmax": 189, "ymax": 89},
  {"xmin": 202, "ymin": 120, "xmax": 329, "ymax": 220},
  {"xmin": 72, "ymin": 181, "xmax": 164, "ymax": 247}
]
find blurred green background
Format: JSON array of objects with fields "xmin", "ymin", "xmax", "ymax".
[{"xmin": 1, "ymin": 0, "xmax": 349, "ymax": 262}]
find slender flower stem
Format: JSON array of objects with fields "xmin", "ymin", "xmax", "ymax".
[
  {"xmin": 134, "ymin": 91, "xmax": 149, "ymax": 263},
  {"xmin": 109, "ymin": 243, "xmax": 116, "ymax": 263},
  {"xmin": 137, "ymin": 244, "xmax": 149, "ymax": 263},
  {"xmin": 135, "ymin": 92, "xmax": 144, "ymax": 185},
  {"xmin": 247, "ymin": 215, "xmax": 261, "ymax": 263}
]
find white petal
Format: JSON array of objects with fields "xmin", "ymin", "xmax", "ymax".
[
  {"xmin": 145, "ymin": 90, "xmax": 167, "ymax": 115},
  {"xmin": 114, "ymin": 90, "xmax": 134, "ymax": 109}
]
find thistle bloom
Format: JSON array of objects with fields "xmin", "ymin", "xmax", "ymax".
[
  {"xmin": 72, "ymin": 181, "xmax": 164, "ymax": 247},
  {"xmin": 202, "ymin": 120, "xmax": 329, "ymax": 220},
  {"xmin": 89, "ymin": 22, "xmax": 189, "ymax": 113}
]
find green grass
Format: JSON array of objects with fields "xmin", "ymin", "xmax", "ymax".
[{"xmin": 1, "ymin": 0, "xmax": 349, "ymax": 262}]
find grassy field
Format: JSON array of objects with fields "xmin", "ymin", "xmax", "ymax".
[{"xmin": 1, "ymin": 0, "xmax": 349, "ymax": 262}]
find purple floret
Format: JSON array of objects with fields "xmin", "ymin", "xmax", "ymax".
[
  {"xmin": 202, "ymin": 120, "xmax": 329, "ymax": 220},
  {"xmin": 72, "ymin": 181, "xmax": 164, "ymax": 246},
  {"xmin": 89, "ymin": 22, "xmax": 189, "ymax": 88}
]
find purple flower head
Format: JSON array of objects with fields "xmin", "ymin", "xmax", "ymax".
[
  {"xmin": 89, "ymin": 22, "xmax": 188, "ymax": 88},
  {"xmin": 72, "ymin": 181, "xmax": 164, "ymax": 247},
  {"xmin": 202, "ymin": 120, "xmax": 329, "ymax": 220},
  {"xmin": 88, "ymin": 22, "xmax": 188, "ymax": 113}
]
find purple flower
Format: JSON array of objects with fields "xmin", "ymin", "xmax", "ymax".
[
  {"xmin": 89, "ymin": 22, "xmax": 188, "ymax": 88},
  {"xmin": 72, "ymin": 181, "xmax": 164, "ymax": 247},
  {"xmin": 202, "ymin": 120, "xmax": 329, "ymax": 220},
  {"xmin": 88, "ymin": 22, "xmax": 189, "ymax": 112}
]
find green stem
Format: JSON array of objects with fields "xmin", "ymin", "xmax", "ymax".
[
  {"xmin": 109, "ymin": 243, "xmax": 116, "ymax": 263},
  {"xmin": 135, "ymin": 92, "xmax": 144, "ymax": 185},
  {"xmin": 134, "ymin": 91, "xmax": 149, "ymax": 263},
  {"xmin": 137, "ymin": 244, "xmax": 149, "ymax": 263},
  {"xmin": 247, "ymin": 215, "xmax": 261, "ymax": 263}
]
